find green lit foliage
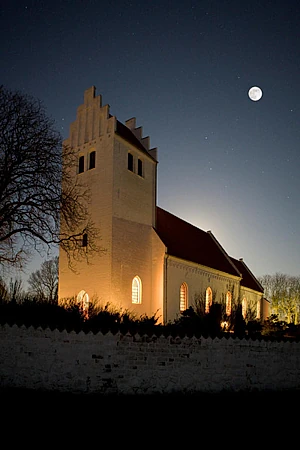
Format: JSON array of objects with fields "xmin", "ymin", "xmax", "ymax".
[{"xmin": 258, "ymin": 273, "xmax": 300, "ymax": 324}]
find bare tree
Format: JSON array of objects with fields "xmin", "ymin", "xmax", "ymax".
[
  {"xmin": 288, "ymin": 276, "xmax": 300, "ymax": 324},
  {"xmin": 9, "ymin": 278, "xmax": 24, "ymax": 303},
  {"xmin": 0, "ymin": 277, "xmax": 8, "ymax": 301},
  {"xmin": 0, "ymin": 86, "xmax": 101, "ymax": 269},
  {"xmin": 0, "ymin": 277, "xmax": 24, "ymax": 303},
  {"xmin": 27, "ymin": 257, "xmax": 59, "ymax": 302}
]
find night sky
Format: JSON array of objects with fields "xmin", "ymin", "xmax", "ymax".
[{"xmin": 1, "ymin": 0, "xmax": 300, "ymax": 280}]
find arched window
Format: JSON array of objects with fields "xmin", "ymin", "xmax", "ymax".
[
  {"xmin": 256, "ymin": 299, "xmax": 261, "ymax": 319},
  {"xmin": 132, "ymin": 276, "xmax": 142, "ymax": 304},
  {"xmin": 226, "ymin": 291, "xmax": 232, "ymax": 316},
  {"xmin": 77, "ymin": 290, "xmax": 89, "ymax": 317},
  {"xmin": 205, "ymin": 287, "xmax": 212, "ymax": 313},
  {"xmin": 180, "ymin": 282, "xmax": 188, "ymax": 312},
  {"xmin": 242, "ymin": 297, "xmax": 247, "ymax": 319}
]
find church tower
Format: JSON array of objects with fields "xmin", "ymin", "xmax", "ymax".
[{"xmin": 58, "ymin": 87, "xmax": 165, "ymax": 318}]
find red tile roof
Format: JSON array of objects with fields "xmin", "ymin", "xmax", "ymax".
[
  {"xmin": 155, "ymin": 207, "xmax": 241, "ymax": 277},
  {"xmin": 115, "ymin": 118, "xmax": 262, "ymax": 293},
  {"xmin": 230, "ymin": 257, "xmax": 264, "ymax": 293}
]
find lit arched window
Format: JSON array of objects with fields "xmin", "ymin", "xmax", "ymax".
[
  {"xmin": 180, "ymin": 282, "xmax": 188, "ymax": 312},
  {"xmin": 205, "ymin": 287, "xmax": 212, "ymax": 313},
  {"xmin": 226, "ymin": 291, "xmax": 232, "ymax": 316},
  {"xmin": 242, "ymin": 297, "xmax": 247, "ymax": 319},
  {"xmin": 256, "ymin": 299, "xmax": 261, "ymax": 319},
  {"xmin": 132, "ymin": 276, "xmax": 142, "ymax": 304},
  {"xmin": 77, "ymin": 290, "xmax": 89, "ymax": 317}
]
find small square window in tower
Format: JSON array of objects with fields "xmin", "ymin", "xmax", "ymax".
[
  {"xmin": 78, "ymin": 155, "xmax": 84, "ymax": 174},
  {"xmin": 89, "ymin": 151, "xmax": 96, "ymax": 169},
  {"xmin": 138, "ymin": 158, "xmax": 143, "ymax": 177},
  {"xmin": 128, "ymin": 153, "xmax": 134, "ymax": 172},
  {"xmin": 82, "ymin": 233, "xmax": 88, "ymax": 247}
]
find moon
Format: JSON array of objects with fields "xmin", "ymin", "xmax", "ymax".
[{"xmin": 248, "ymin": 86, "xmax": 263, "ymax": 101}]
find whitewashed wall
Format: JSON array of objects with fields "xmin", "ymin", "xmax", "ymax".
[
  {"xmin": 1, "ymin": 324, "xmax": 299, "ymax": 395},
  {"xmin": 165, "ymin": 256, "xmax": 241, "ymax": 322}
]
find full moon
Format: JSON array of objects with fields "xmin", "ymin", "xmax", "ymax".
[{"xmin": 248, "ymin": 86, "xmax": 263, "ymax": 101}]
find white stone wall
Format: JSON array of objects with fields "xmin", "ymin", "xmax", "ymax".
[
  {"xmin": 151, "ymin": 229, "xmax": 166, "ymax": 323},
  {"xmin": 1, "ymin": 324, "xmax": 299, "ymax": 395},
  {"xmin": 240, "ymin": 286, "xmax": 261, "ymax": 320},
  {"xmin": 165, "ymin": 256, "xmax": 241, "ymax": 322},
  {"xmin": 58, "ymin": 88, "xmax": 115, "ymax": 305},
  {"xmin": 113, "ymin": 137, "xmax": 157, "ymax": 227},
  {"xmin": 111, "ymin": 217, "xmax": 158, "ymax": 316},
  {"xmin": 59, "ymin": 87, "xmax": 159, "ymax": 316}
]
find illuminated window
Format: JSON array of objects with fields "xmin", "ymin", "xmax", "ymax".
[
  {"xmin": 78, "ymin": 155, "xmax": 84, "ymax": 173},
  {"xmin": 138, "ymin": 158, "xmax": 143, "ymax": 177},
  {"xmin": 205, "ymin": 287, "xmax": 212, "ymax": 313},
  {"xmin": 128, "ymin": 153, "xmax": 134, "ymax": 172},
  {"xmin": 242, "ymin": 297, "xmax": 247, "ymax": 319},
  {"xmin": 89, "ymin": 151, "xmax": 96, "ymax": 169},
  {"xmin": 226, "ymin": 291, "xmax": 232, "ymax": 316},
  {"xmin": 256, "ymin": 299, "xmax": 261, "ymax": 319},
  {"xmin": 180, "ymin": 282, "xmax": 188, "ymax": 312},
  {"xmin": 132, "ymin": 276, "xmax": 142, "ymax": 304},
  {"xmin": 77, "ymin": 290, "xmax": 89, "ymax": 317}
]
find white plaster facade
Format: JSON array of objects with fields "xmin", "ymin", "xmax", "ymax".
[
  {"xmin": 164, "ymin": 256, "xmax": 241, "ymax": 321},
  {"xmin": 58, "ymin": 87, "xmax": 267, "ymax": 324}
]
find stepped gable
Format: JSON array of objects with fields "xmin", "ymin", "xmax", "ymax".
[{"xmin": 115, "ymin": 118, "xmax": 157, "ymax": 161}]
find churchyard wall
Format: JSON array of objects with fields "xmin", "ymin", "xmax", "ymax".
[{"xmin": 1, "ymin": 324, "xmax": 299, "ymax": 395}]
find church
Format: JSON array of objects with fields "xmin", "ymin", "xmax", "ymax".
[{"xmin": 58, "ymin": 86, "xmax": 269, "ymax": 324}]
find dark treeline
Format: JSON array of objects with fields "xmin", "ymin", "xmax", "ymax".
[{"xmin": 1, "ymin": 294, "xmax": 299, "ymax": 341}]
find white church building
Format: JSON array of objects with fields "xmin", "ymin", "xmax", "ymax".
[{"xmin": 58, "ymin": 86, "xmax": 268, "ymax": 324}]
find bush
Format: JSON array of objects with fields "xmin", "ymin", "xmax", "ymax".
[{"xmin": 0, "ymin": 297, "xmax": 296, "ymax": 340}]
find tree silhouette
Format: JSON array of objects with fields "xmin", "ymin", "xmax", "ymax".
[
  {"xmin": 28, "ymin": 257, "xmax": 59, "ymax": 303},
  {"xmin": 0, "ymin": 86, "xmax": 101, "ymax": 269}
]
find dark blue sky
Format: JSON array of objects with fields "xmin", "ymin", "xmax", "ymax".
[{"xmin": 1, "ymin": 0, "xmax": 300, "ymax": 279}]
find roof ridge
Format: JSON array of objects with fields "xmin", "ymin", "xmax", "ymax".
[{"xmin": 207, "ymin": 231, "xmax": 241, "ymax": 278}]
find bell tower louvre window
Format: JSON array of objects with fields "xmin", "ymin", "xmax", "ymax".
[
  {"xmin": 78, "ymin": 155, "xmax": 84, "ymax": 173},
  {"xmin": 128, "ymin": 153, "xmax": 134, "ymax": 172},
  {"xmin": 138, "ymin": 158, "xmax": 143, "ymax": 177},
  {"xmin": 89, "ymin": 151, "xmax": 96, "ymax": 169}
]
